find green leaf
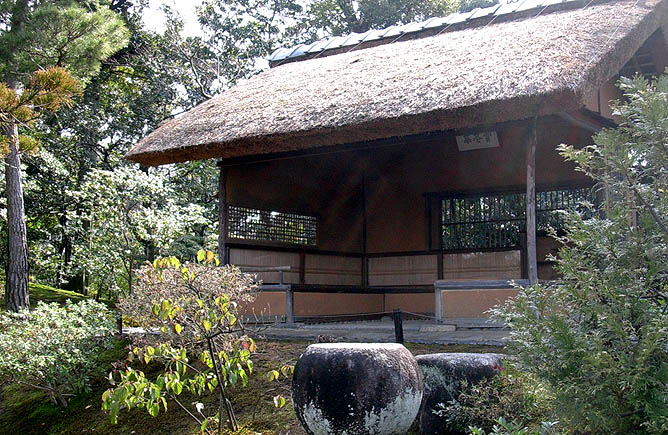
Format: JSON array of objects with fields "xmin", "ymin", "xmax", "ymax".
[
  {"xmin": 173, "ymin": 323, "xmax": 182, "ymax": 334},
  {"xmin": 273, "ymin": 395, "xmax": 286, "ymax": 408},
  {"xmin": 148, "ymin": 402, "xmax": 159, "ymax": 417},
  {"xmin": 169, "ymin": 256, "xmax": 181, "ymax": 268},
  {"xmin": 197, "ymin": 250, "xmax": 205, "ymax": 262}
]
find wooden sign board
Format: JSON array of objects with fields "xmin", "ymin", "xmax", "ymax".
[{"xmin": 456, "ymin": 131, "xmax": 499, "ymax": 151}]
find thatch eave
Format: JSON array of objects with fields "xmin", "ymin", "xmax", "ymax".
[
  {"xmin": 125, "ymin": 0, "xmax": 668, "ymax": 167},
  {"xmin": 126, "ymin": 87, "xmax": 584, "ymax": 167}
]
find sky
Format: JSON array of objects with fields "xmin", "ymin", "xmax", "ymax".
[{"xmin": 142, "ymin": 0, "xmax": 202, "ymax": 36}]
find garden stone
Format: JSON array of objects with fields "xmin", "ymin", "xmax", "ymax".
[
  {"xmin": 292, "ymin": 343, "xmax": 423, "ymax": 435},
  {"xmin": 416, "ymin": 353, "xmax": 504, "ymax": 435}
]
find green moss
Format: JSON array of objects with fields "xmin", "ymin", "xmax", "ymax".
[
  {"xmin": 0, "ymin": 281, "xmax": 88, "ymax": 309},
  {"xmin": 0, "ymin": 337, "xmax": 503, "ymax": 434},
  {"xmin": 27, "ymin": 283, "xmax": 87, "ymax": 304}
]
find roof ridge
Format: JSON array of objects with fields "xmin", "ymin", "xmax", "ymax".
[{"xmin": 269, "ymin": 0, "xmax": 612, "ymax": 66}]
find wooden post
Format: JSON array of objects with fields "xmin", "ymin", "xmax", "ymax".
[
  {"xmin": 299, "ymin": 252, "xmax": 306, "ymax": 285},
  {"xmin": 526, "ymin": 118, "xmax": 538, "ymax": 285},
  {"xmin": 393, "ymin": 310, "xmax": 404, "ymax": 344},
  {"xmin": 361, "ymin": 174, "xmax": 368, "ymax": 287},
  {"xmin": 434, "ymin": 288, "xmax": 443, "ymax": 323},
  {"xmin": 217, "ymin": 162, "xmax": 229, "ymax": 265},
  {"xmin": 286, "ymin": 287, "xmax": 295, "ymax": 324}
]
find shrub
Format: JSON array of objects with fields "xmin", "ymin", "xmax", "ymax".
[
  {"xmin": 117, "ymin": 251, "xmax": 257, "ymax": 330},
  {"xmin": 438, "ymin": 363, "xmax": 554, "ymax": 433},
  {"xmin": 102, "ymin": 251, "xmax": 261, "ymax": 434},
  {"xmin": 493, "ymin": 74, "xmax": 668, "ymax": 434},
  {"xmin": 469, "ymin": 418, "xmax": 558, "ymax": 435},
  {"xmin": 0, "ymin": 299, "xmax": 115, "ymax": 406}
]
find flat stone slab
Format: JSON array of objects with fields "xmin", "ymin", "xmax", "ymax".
[
  {"xmin": 258, "ymin": 320, "xmax": 509, "ymax": 346},
  {"xmin": 419, "ymin": 324, "xmax": 456, "ymax": 333}
]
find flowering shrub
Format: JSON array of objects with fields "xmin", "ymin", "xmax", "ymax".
[
  {"xmin": 0, "ymin": 300, "xmax": 115, "ymax": 406},
  {"xmin": 103, "ymin": 251, "xmax": 260, "ymax": 433},
  {"xmin": 117, "ymin": 251, "xmax": 257, "ymax": 332}
]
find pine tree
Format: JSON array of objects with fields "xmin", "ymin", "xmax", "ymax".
[{"xmin": 0, "ymin": 0, "xmax": 129, "ymax": 311}]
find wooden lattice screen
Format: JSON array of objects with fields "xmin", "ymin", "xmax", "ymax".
[
  {"xmin": 228, "ymin": 206, "xmax": 317, "ymax": 246},
  {"xmin": 441, "ymin": 186, "xmax": 595, "ymax": 250}
]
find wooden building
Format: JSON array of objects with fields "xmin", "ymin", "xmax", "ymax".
[{"xmin": 126, "ymin": 0, "xmax": 668, "ymax": 321}]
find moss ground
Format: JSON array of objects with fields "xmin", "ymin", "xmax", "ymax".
[
  {"xmin": 0, "ymin": 281, "xmax": 88, "ymax": 308},
  {"xmin": 0, "ymin": 284, "xmax": 506, "ymax": 434}
]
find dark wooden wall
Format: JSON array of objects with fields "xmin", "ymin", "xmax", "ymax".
[{"xmin": 225, "ymin": 115, "xmax": 592, "ymax": 254}]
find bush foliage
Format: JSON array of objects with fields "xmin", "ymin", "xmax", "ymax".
[
  {"xmin": 103, "ymin": 251, "xmax": 260, "ymax": 434},
  {"xmin": 494, "ymin": 74, "xmax": 668, "ymax": 434},
  {"xmin": 0, "ymin": 300, "xmax": 115, "ymax": 406},
  {"xmin": 440, "ymin": 363, "xmax": 554, "ymax": 433}
]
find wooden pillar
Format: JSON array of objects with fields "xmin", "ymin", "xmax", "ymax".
[
  {"xmin": 299, "ymin": 252, "xmax": 306, "ymax": 285},
  {"xmin": 393, "ymin": 310, "xmax": 404, "ymax": 344},
  {"xmin": 526, "ymin": 118, "xmax": 538, "ymax": 285},
  {"xmin": 361, "ymin": 174, "xmax": 368, "ymax": 287},
  {"xmin": 434, "ymin": 287, "xmax": 443, "ymax": 323},
  {"xmin": 217, "ymin": 162, "xmax": 229, "ymax": 265},
  {"xmin": 285, "ymin": 287, "xmax": 295, "ymax": 324}
]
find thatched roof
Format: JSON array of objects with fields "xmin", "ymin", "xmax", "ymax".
[{"xmin": 126, "ymin": 0, "xmax": 668, "ymax": 166}]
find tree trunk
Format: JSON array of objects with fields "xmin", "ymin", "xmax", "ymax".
[{"xmin": 4, "ymin": 111, "xmax": 30, "ymax": 311}]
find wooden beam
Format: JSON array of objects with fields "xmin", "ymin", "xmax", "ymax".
[
  {"xmin": 434, "ymin": 279, "xmax": 532, "ymax": 290},
  {"xmin": 218, "ymin": 162, "xmax": 229, "ymax": 265},
  {"xmin": 526, "ymin": 118, "xmax": 538, "ymax": 284}
]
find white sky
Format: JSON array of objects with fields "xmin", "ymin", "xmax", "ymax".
[{"xmin": 142, "ymin": 0, "xmax": 202, "ymax": 36}]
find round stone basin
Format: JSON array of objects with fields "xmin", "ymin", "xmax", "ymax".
[{"xmin": 292, "ymin": 343, "xmax": 423, "ymax": 435}]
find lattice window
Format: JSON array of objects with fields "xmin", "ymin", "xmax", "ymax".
[
  {"xmin": 228, "ymin": 206, "xmax": 317, "ymax": 246},
  {"xmin": 441, "ymin": 186, "xmax": 595, "ymax": 250},
  {"xmin": 536, "ymin": 187, "xmax": 594, "ymax": 232},
  {"xmin": 441, "ymin": 192, "xmax": 526, "ymax": 250}
]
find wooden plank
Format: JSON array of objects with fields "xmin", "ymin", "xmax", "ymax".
[
  {"xmin": 442, "ymin": 250, "xmax": 521, "ymax": 280},
  {"xmin": 242, "ymin": 266, "xmax": 292, "ymax": 272},
  {"xmin": 258, "ymin": 284, "xmax": 434, "ymax": 294},
  {"xmin": 368, "ymin": 254, "xmax": 438, "ymax": 286},
  {"xmin": 526, "ymin": 118, "xmax": 538, "ymax": 284},
  {"xmin": 230, "ymin": 248, "xmax": 301, "ymax": 283},
  {"xmin": 296, "ymin": 310, "xmax": 432, "ymax": 324},
  {"xmin": 217, "ymin": 162, "xmax": 229, "ymax": 264},
  {"xmin": 434, "ymin": 279, "xmax": 531, "ymax": 290},
  {"xmin": 227, "ymin": 241, "xmax": 363, "ymax": 258}
]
